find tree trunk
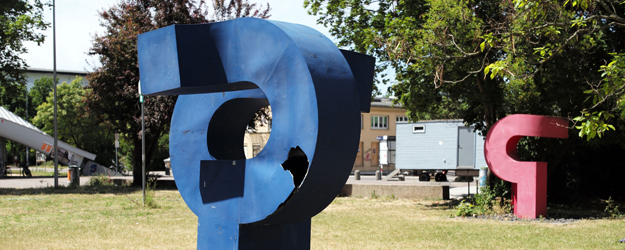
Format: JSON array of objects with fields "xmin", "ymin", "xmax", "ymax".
[
  {"xmin": 475, "ymin": 76, "xmax": 495, "ymax": 131},
  {"xmin": 476, "ymin": 75, "xmax": 499, "ymax": 188},
  {"xmin": 130, "ymin": 125, "xmax": 162, "ymax": 187}
]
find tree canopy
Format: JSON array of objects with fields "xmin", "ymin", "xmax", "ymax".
[
  {"xmin": 0, "ymin": 82, "xmax": 32, "ymax": 165},
  {"xmin": 87, "ymin": 0, "xmax": 271, "ymax": 185},
  {"xmin": 28, "ymin": 76, "xmax": 54, "ymax": 118},
  {"xmin": 0, "ymin": 0, "xmax": 48, "ymax": 89},
  {"xmin": 305, "ymin": 0, "xmax": 624, "ymax": 136},
  {"xmin": 32, "ymin": 77, "xmax": 117, "ymax": 167},
  {"xmin": 35, "ymin": 77, "xmax": 94, "ymax": 149},
  {"xmin": 305, "ymin": 0, "xmax": 625, "ymax": 200}
]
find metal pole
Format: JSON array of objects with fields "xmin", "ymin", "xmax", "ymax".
[
  {"xmin": 142, "ymin": 99, "xmax": 145, "ymax": 205},
  {"xmin": 25, "ymin": 92, "xmax": 29, "ymax": 170},
  {"xmin": 115, "ymin": 147, "xmax": 118, "ymax": 175},
  {"xmin": 52, "ymin": 0, "xmax": 58, "ymax": 188}
]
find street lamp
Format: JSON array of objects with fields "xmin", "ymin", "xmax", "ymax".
[
  {"xmin": 25, "ymin": 91, "xmax": 29, "ymax": 169},
  {"xmin": 52, "ymin": 0, "xmax": 59, "ymax": 188},
  {"xmin": 139, "ymin": 81, "xmax": 145, "ymax": 205}
]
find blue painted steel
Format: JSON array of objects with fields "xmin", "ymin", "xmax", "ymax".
[
  {"xmin": 138, "ymin": 18, "xmax": 374, "ymax": 249},
  {"xmin": 339, "ymin": 50, "xmax": 375, "ymax": 113}
]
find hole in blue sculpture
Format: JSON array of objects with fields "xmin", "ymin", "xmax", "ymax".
[
  {"xmin": 243, "ymin": 106, "xmax": 272, "ymax": 159},
  {"xmin": 280, "ymin": 146, "xmax": 309, "ymax": 187},
  {"xmin": 207, "ymin": 97, "xmax": 270, "ymax": 160}
]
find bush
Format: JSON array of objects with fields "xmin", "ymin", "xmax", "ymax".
[
  {"xmin": 455, "ymin": 200, "xmax": 475, "ymax": 216},
  {"xmin": 604, "ymin": 196, "xmax": 623, "ymax": 218},
  {"xmin": 145, "ymin": 181, "xmax": 160, "ymax": 209},
  {"xmin": 455, "ymin": 181, "xmax": 512, "ymax": 216},
  {"xmin": 86, "ymin": 174, "xmax": 114, "ymax": 187}
]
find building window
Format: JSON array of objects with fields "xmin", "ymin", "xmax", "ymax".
[
  {"xmin": 396, "ymin": 116, "xmax": 409, "ymax": 123},
  {"xmin": 253, "ymin": 144, "xmax": 261, "ymax": 157},
  {"xmin": 371, "ymin": 116, "xmax": 388, "ymax": 129}
]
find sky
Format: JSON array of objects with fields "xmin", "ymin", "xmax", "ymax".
[{"xmin": 22, "ymin": 0, "xmax": 333, "ymax": 72}]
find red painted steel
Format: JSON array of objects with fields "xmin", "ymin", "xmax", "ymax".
[{"xmin": 484, "ymin": 114, "xmax": 568, "ymax": 218}]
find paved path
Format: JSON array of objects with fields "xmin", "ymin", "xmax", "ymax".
[
  {"xmin": 0, "ymin": 176, "xmax": 93, "ymax": 189},
  {"xmin": 0, "ymin": 171, "xmax": 175, "ymax": 189},
  {"xmin": 1, "ymin": 171, "xmax": 478, "ymax": 199}
]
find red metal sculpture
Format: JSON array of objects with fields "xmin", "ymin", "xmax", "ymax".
[{"xmin": 484, "ymin": 114, "xmax": 568, "ymax": 218}]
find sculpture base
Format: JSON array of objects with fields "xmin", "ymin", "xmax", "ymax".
[
  {"xmin": 511, "ymin": 162, "xmax": 548, "ymax": 219},
  {"xmin": 239, "ymin": 219, "xmax": 311, "ymax": 249},
  {"xmin": 196, "ymin": 217, "xmax": 311, "ymax": 250}
]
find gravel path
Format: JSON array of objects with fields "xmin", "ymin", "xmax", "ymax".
[{"xmin": 456, "ymin": 213, "xmax": 597, "ymax": 224}]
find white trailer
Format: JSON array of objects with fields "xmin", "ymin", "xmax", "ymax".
[{"xmin": 394, "ymin": 120, "xmax": 486, "ymax": 181}]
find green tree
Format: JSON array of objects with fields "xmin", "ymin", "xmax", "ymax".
[
  {"xmin": 0, "ymin": 82, "xmax": 28, "ymax": 118},
  {"xmin": 305, "ymin": 0, "xmax": 503, "ymax": 130},
  {"xmin": 477, "ymin": 0, "xmax": 625, "ymax": 140},
  {"xmin": 0, "ymin": 82, "xmax": 31, "ymax": 165},
  {"xmin": 32, "ymin": 77, "xmax": 116, "ymax": 168},
  {"xmin": 1, "ymin": 77, "xmax": 54, "ymax": 167},
  {"xmin": 305, "ymin": 0, "xmax": 625, "ymax": 200},
  {"xmin": 34, "ymin": 77, "xmax": 88, "ymax": 148},
  {"xmin": 0, "ymin": 0, "xmax": 50, "ymax": 166},
  {"xmin": 305, "ymin": 0, "xmax": 624, "ymax": 135},
  {"xmin": 0, "ymin": 0, "xmax": 48, "ymax": 89},
  {"xmin": 28, "ymin": 76, "xmax": 54, "ymax": 118},
  {"xmin": 86, "ymin": 0, "xmax": 271, "ymax": 186}
]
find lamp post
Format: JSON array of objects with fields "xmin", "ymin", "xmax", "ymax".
[
  {"xmin": 115, "ymin": 133, "xmax": 119, "ymax": 175},
  {"xmin": 139, "ymin": 81, "xmax": 145, "ymax": 205},
  {"xmin": 25, "ymin": 92, "xmax": 29, "ymax": 170},
  {"xmin": 52, "ymin": 0, "xmax": 58, "ymax": 188}
]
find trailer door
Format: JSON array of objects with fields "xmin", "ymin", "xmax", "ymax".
[{"xmin": 457, "ymin": 126, "xmax": 475, "ymax": 168}]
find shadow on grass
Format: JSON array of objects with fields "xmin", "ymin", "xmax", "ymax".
[
  {"xmin": 423, "ymin": 199, "xmax": 462, "ymax": 210},
  {"xmin": 440, "ymin": 196, "xmax": 624, "ymax": 220},
  {"xmin": 0, "ymin": 185, "xmax": 142, "ymax": 196},
  {"xmin": 546, "ymin": 199, "xmax": 623, "ymax": 219},
  {"xmin": 0, "ymin": 177, "xmax": 177, "ymax": 196}
]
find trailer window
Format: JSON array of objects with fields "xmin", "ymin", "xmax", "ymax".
[{"xmin": 413, "ymin": 125, "xmax": 425, "ymax": 133}]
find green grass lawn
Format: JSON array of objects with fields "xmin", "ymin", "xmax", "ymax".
[
  {"xmin": 313, "ymin": 198, "xmax": 625, "ymax": 249},
  {"xmin": 0, "ymin": 188, "xmax": 196, "ymax": 249},
  {"xmin": 0, "ymin": 188, "xmax": 623, "ymax": 249},
  {"xmin": 28, "ymin": 169, "xmax": 68, "ymax": 177}
]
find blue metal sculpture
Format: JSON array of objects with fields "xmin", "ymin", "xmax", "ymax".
[{"xmin": 138, "ymin": 18, "xmax": 374, "ymax": 249}]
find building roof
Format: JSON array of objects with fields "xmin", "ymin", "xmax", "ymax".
[{"xmin": 370, "ymin": 97, "xmax": 403, "ymax": 108}]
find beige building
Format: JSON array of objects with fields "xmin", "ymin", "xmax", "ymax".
[
  {"xmin": 241, "ymin": 98, "xmax": 407, "ymax": 173},
  {"xmin": 354, "ymin": 97, "xmax": 407, "ymax": 173},
  {"xmin": 243, "ymin": 110, "xmax": 271, "ymax": 159}
]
